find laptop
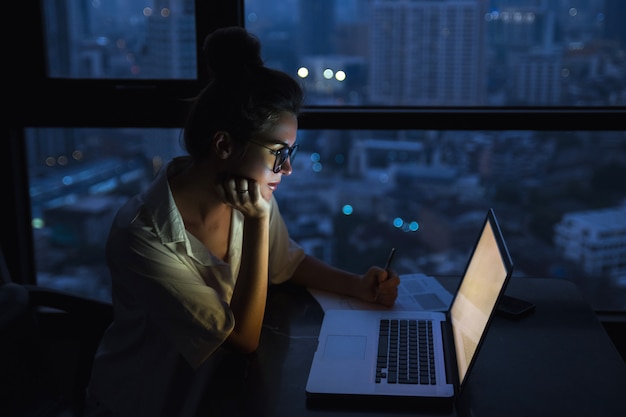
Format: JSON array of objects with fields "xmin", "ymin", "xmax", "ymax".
[{"xmin": 305, "ymin": 208, "xmax": 514, "ymax": 408}]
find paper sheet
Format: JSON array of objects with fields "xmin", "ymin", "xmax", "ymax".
[{"xmin": 307, "ymin": 273, "xmax": 453, "ymax": 312}]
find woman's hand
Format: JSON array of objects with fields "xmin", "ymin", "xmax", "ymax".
[
  {"xmin": 290, "ymin": 256, "xmax": 401, "ymax": 308},
  {"xmin": 360, "ymin": 266, "xmax": 400, "ymax": 307},
  {"xmin": 217, "ymin": 175, "xmax": 271, "ymax": 219}
]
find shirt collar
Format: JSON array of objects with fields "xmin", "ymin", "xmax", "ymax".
[{"xmin": 141, "ymin": 156, "xmax": 191, "ymax": 245}]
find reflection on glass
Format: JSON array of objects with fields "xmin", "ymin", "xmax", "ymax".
[
  {"xmin": 42, "ymin": 0, "xmax": 197, "ymax": 79},
  {"xmin": 26, "ymin": 128, "xmax": 626, "ymax": 313}
]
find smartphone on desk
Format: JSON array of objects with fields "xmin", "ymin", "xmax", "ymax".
[{"xmin": 496, "ymin": 294, "xmax": 536, "ymax": 320}]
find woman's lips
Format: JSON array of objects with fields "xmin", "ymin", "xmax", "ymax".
[{"xmin": 268, "ymin": 182, "xmax": 279, "ymax": 191}]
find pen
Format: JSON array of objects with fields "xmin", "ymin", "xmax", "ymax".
[
  {"xmin": 384, "ymin": 247, "xmax": 396, "ymax": 271},
  {"xmin": 376, "ymin": 248, "xmax": 396, "ymax": 301}
]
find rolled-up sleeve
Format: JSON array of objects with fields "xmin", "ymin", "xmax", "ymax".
[{"xmin": 267, "ymin": 196, "xmax": 306, "ymax": 285}]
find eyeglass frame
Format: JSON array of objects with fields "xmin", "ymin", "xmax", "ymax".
[{"xmin": 248, "ymin": 139, "xmax": 299, "ymax": 173}]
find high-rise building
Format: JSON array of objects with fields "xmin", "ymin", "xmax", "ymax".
[
  {"xmin": 604, "ymin": 0, "xmax": 626, "ymax": 47},
  {"xmin": 141, "ymin": 0, "xmax": 196, "ymax": 79},
  {"xmin": 369, "ymin": 0, "xmax": 488, "ymax": 105}
]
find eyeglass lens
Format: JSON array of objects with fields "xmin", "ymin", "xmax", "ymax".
[{"xmin": 274, "ymin": 145, "xmax": 298, "ymax": 172}]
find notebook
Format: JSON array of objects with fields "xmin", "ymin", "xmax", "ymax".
[{"xmin": 305, "ymin": 208, "xmax": 514, "ymax": 408}]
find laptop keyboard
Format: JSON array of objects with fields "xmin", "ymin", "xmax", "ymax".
[{"xmin": 376, "ymin": 319, "xmax": 437, "ymax": 385}]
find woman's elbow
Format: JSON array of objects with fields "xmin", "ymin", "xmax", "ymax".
[
  {"xmin": 225, "ymin": 332, "xmax": 260, "ymax": 354},
  {"xmin": 238, "ymin": 342, "xmax": 259, "ymax": 355}
]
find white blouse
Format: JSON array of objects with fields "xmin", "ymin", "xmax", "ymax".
[{"xmin": 86, "ymin": 156, "xmax": 305, "ymax": 417}]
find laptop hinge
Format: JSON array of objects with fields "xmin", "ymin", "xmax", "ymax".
[{"xmin": 441, "ymin": 319, "xmax": 458, "ymax": 391}]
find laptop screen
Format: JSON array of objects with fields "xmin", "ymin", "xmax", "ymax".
[{"xmin": 450, "ymin": 210, "xmax": 513, "ymax": 386}]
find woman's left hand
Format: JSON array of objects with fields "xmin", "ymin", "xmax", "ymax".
[{"xmin": 360, "ymin": 266, "xmax": 400, "ymax": 307}]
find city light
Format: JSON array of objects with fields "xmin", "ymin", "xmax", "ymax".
[{"xmin": 297, "ymin": 67, "xmax": 309, "ymax": 78}]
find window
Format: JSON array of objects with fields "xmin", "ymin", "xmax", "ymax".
[
  {"xmin": 41, "ymin": 0, "xmax": 198, "ymax": 79},
  {"xmin": 246, "ymin": 0, "xmax": 626, "ymax": 107},
  {"xmin": 5, "ymin": 0, "xmax": 625, "ymax": 315}
]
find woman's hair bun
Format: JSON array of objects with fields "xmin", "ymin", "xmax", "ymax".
[{"xmin": 204, "ymin": 26, "xmax": 264, "ymax": 80}]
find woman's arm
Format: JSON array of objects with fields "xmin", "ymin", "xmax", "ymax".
[
  {"xmin": 290, "ymin": 254, "xmax": 400, "ymax": 307},
  {"xmin": 220, "ymin": 177, "xmax": 272, "ymax": 354},
  {"xmin": 225, "ymin": 216, "xmax": 269, "ymax": 354}
]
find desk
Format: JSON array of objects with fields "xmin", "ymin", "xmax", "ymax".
[{"xmin": 209, "ymin": 278, "xmax": 626, "ymax": 417}]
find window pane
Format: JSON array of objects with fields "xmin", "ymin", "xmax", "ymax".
[
  {"xmin": 245, "ymin": 0, "xmax": 626, "ymax": 106},
  {"xmin": 27, "ymin": 128, "xmax": 626, "ymax": 312},
  {"xmin": 26, "ymin": 128, "xmax": 185, "ymax": 300},
  {"xmin": 42, "ymin": 0, "xmax": 197, "ymax": 79}
]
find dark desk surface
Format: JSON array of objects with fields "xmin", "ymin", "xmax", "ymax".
[{"xmin": 215, "ymin": 278, "xmax": 626, "ymax": 417}]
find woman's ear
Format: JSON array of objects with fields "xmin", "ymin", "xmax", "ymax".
[{"xmin": 213, "ymin": 131, "xmax": 232, "ymax": 160}]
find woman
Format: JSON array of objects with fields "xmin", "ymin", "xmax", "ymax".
[{"xmin": 85, "ymin": 26, "xmax": 400, "ymax": 417}]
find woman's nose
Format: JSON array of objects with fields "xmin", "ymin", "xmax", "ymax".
[{"xmin": 280, "ymin": 158, "xmax": 293, "ymax": 175}]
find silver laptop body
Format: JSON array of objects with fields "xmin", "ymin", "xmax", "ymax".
[{"xmin": 306, "ymin": 208, "xmax": 514, "ymax": 406}]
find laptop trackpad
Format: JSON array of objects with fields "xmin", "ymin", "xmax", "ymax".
[{"xmin": 323, "ymin": 335, "xmax": 367, "ymax": 360}]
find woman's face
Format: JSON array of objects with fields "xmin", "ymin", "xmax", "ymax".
[{"xmin": 233, "ymin": 112, "xmax": 299, "ymax": 201}]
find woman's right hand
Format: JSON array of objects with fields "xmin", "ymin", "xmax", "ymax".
[{"xmin": 217, "ymin": 175, "xmax": 271, "ymax": 219}]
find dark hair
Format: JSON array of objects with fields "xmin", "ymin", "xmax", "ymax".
[{"xmin": 183, "ymin": 26, "xmax": 304, "ymax": 161}]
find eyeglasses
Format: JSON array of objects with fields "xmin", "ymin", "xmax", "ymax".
[{"xmin": 249, "ymin": 139, "xmax": 299, "ymax": 173}]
